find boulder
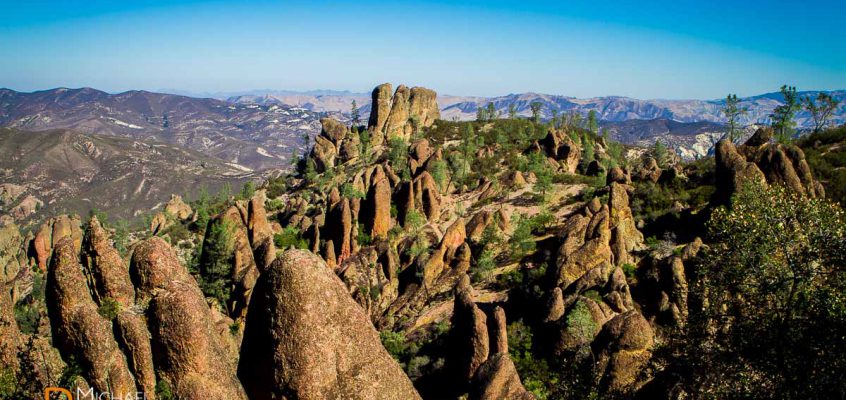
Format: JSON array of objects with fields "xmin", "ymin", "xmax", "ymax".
[
  {"xmin": 714, "ymin": 140, "xmax": 767, "ymax": 205},
  {"xmin": 363, "ymin": 166, "xmax": 393, "ymax": 238},
  {"xmin": 238, "ymin": 250, "xmax": 420, "ymax": 400},
  {"xmin": 47, "ymin": 238, "xmax": 137, "ymax": 398},
  {"xmin": 164, "ymin": 194, "xmax": 193, "ymax": 220},
  {"xmin": 131, "ymin": 238, "xmax": 248, "ymax": 400},
  {"xmin": 247, "ymin": 192, "xmax": 276, "ymax": 271},
  {"xmin": 367, "ymin": 83, "xmax": 394, "ymax": 144},
  {"xmin": 82, "ymin": 217, "xmax": 156, "ymax": 396},
  {"xmin": 609, "ymin": 182, "xmax": 643, "ymax": 266},
  {"xmin": 594, "ymin": 311, "xmax": 654, "ymax": 394},
  {"xmin": 9, "ymin": 195, "xmax": 42, "ymax": 220},
  {"xmin": 311, "ymin": 135, "xmax": 337, "ymax": 173}
]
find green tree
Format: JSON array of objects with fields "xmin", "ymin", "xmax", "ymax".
[
  {"xmin": 198, "ymin": 219, "xmax": 236, "ymax": 306},
  {"xmin": 359, "ymin": 128, "xmax": 372, "ymax": 160},
  {"xmin": 388, "ymin": 137, "xmax": 410, "ymax": 181},
  {"xmin": 508, "ymin": 103, "xmax": 518, "ymax": 119},
  {"xmin": 351, "ymin": 99, "xmax": 361, "ymax": 126},
  {"xmin": 486, "ymin": 102, "xmax": 496, "ymax": 121},
  {"xmin": 722, "ymin": 94, "xmax": 747, "ymax": 142},
  {"xmin": 690, "ymin": 182, "xmax": 846, "ymax": 398},
  {"xmin": 587, "ymin": 110, "xmax": 598, "ymax": 134},
  {"xmin": 580, "ymin": 132, "xmax": 595, "ymax": 170},
  {"xmin": 802, "ymin": 92, "xmax": 840, "ymax": 134},
  {"xmin": 530, "ymin": 102, "xmax": 543, "ymax": 123},
  {"xmin": 652, "ymin": 139, "xmax": 669, "ymax": 168},
  {"xmin": 476, "ymin": 105, "xmax": 488, "ymax": 122},
  {"xmin": 428, "ymin": 159, "xmax": 448, "ymax": 192},
  {"xmin": 771, "ymin": 85, "xmax": 800, "ymax": 143}
]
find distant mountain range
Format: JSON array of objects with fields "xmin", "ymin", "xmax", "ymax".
[
  {"xmin": 198, "ymin": 87, "xmax": 846, "ymax": 129},
  {"xmin": 0, "ymin": 87, "xmax": 336, "ymax": 171}
]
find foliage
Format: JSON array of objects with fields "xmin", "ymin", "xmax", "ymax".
[
  {"xmin": 722, "ymin": 94, "xmax": 747, "ymax": 142},
  {"xmin": 508, "ymin": 320, "xmax": 555, "ymax": 399},
  {"xmin": 802, "ymin": 92, "xmax": 840, "ymax": 134},
  {"xmin": 155, "ymin": 380, "xmax": 175, "ymax": 400},
  {"xmin": 799, "ymin": 125, "xmax": 846, "ymax": 207},
  {"xmin": 97, "ymin": 297, "xmax": 120, "ymax": 320},
  {"xmin": 652, "ymin": 139, "xmax": 669, "ymax": 168},
  {"xmin": 428, "ymin": 159, "xmax": 448, "ymax": 192},
  {"xmin": 341, "ymin": 182, "xmax": 365, "ymax": 199},
  {"xmin": 197, "ymin": 219, "xmax": 236, "ymax": 306},
  {"xmin": 508, "ymin": 214, "xmax": 537, "ymax": 260},
  {"xmin": 689, "ymin": 181, "xmax": 846, "ymax": 398},
  {"xmin": 530, "ymin": 102, "xmax": 543, "ymax": 123},
  {"xmin": 566, "ymin": 300, "xmax": 598, "ymax": 343},
  {"xmin": 770, "ymin": 85, "xmax": 800, "ymax": 143},
  {"xmin": 267, "ymin": 175, "xmax": 288, "ymax": 199},
  {"xmin": 274, "ymin": 226, "xmax": 308, "ymax": 250},
  {"xmin": 14, "ymin": 271, "xmax": 45, "ymax": 335},
  {"xmin": 586, "ymin": 110, "xmax": 598, "ymax": 134},
  {"xmin": 388, "ymin": 137, "xmax": 410, "ymax": 181}
]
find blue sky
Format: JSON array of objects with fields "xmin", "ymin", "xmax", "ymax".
[{"xmin": 1, "ymin": 0, "xmax": 844, "ymax": 99}]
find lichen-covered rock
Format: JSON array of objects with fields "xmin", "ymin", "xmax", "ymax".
[
  {"xmin": 363, "ymin": 165, "xmax": 393, "ymax": 238},
  {"xmin": 0, "ymin": 282, "xmax": 21, "ymax": 375},
  {"xmin": 164, "ymin": 194, "xmax": 193, "ymax": 220},
  {"xmin": 609, "ymin": 182, "xmax": 643, "ymax": 266},
  {"xmin": 131, "ymin": 238, "xmax": 247, "ymax": 400},
  {"xmin": 33, "ymin": 221, "xmax": 53, "ymax": 271},
  {"xmin": 422, "ymin": 218, "xmax": 467, "ymax": 288},
  {"xmin": 83, "ymin": 217, "xmax": 156, "ymax": 396},
  {"xmin": 238, "ymin": 250, "xmax": 420, "ymax": 400},
  {"xmin": 311, "ymin": 135, "xmax": 337, "ymax": 173},
  {"xmin": 714, "ymin": 139, "xmax": 768, "ymax": 205},
  {"xmin": 47, "ymin": 238, "xmax": 137, "ymax": 398},
  {"xmin": 594, "ymin": 311, "xmax": 654, "ymax": 394},
  {"xmin": 247, "ymin": 191, "xmax": 276, "ymax": 271},
  {"xmin": 369, "ymin": 83, "xmax": 439, "ymax": 143},
  {"xmin": 540, "ymin": 129, "xmax": 581, "ymax": 173},
  {"xmin": 368, "ymin": 83, "xmax": 394, "ymax": 144},
  {"xmin": 448, "ymin": 276, "xmax": 489, "ymax": 385}
]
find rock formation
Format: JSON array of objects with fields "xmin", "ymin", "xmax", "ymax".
[
  {"xmin": 132, "ymin": 238, "xmax": 248, "ymax": 400},
  {"xmin": 368, "ymin": 83, "xmax": 440, "ymax": 143},
  {"xmin": 448, "ymin": 276, "xmax": 535, "ymax": 399},
  {"xmin": 238, "ymin": 249, "xmax": 420, "ymax": 400},
  {"xmin": 47, "ymin": 238, "xmax": 137, "ymax": 398},
  {"xmin": 715, "ymin": 128, "xmax": 824, "ymax": 204}
]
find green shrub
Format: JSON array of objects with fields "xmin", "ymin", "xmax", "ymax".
[
  {"xmin": 273, "ymin": 226, "xmax": 308, "ymax": 250},
  {"xmin": 622, "ymin": 263, "xmax": 637, "ymax": 280},
  {"xmin": 97, "ymin": 297, "xmax": 120, "ymax": 320},
  {"xmin": 155, "ymin": 380, "xmax": 175, "ymax": 400}
]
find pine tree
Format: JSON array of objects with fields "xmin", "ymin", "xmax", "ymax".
[
  {"xmin": 486, "ymin": 102, "xmax": 496, "ymax": 121},
  {"xmin": 802, "ymin": 92, "xmax": 840, "ymax": 134},
  {"xmin": 723, "ymin": 94, "xmax": 747, "ymax": 142},
  {"xmin": 351, "ymin": 100, "xmax": 361, "ymax": 126},
  {"xmin": 587, "ymin": 110, "xmax": 598, "ymax": 134},
  {"xmin": 770, "ymin": 85, "xmax": 800, "ymax": 143},
  {"xmin": 530, "ymin": 102, "xmax": 543, "ymax": 123},
  {"xmin": 508, "ymin": 103, "xmax": 518, "ymax": 119}
]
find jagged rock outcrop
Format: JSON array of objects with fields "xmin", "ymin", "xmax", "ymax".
[
  {"xmin": 449, "ymin": 276, "xmax": 535, "ymax": 399},
  {"xmin": 324, "ymin": 198, "xmax": 354, "ymax": 266},
  {"xmin": 0, "ymin": 282, "xmax": 22, "ymax": 375},
  {"xmin": 609, "ymin": 182, "xmax": 644, "ymax": 266},
  {"xmin": 368, "ymin": 83, "xmax": 394, "ymax": 146},
  {"xmin": 422, "ymin": 218, "xmax": 468, "ymax": 288},
  {"xmin": 47, "ymin": 238, "xmax": 137, "ymax": 398},
  {"xmin": 164, "ymin": 194, "xmax": 193, "ymax": 220},
  {"xmin": 132, "ymin": 238, "xmax": 247, "ymax": 400},
  {"xmin": 715, "ymin": 130, "xmax": 824, "ymax": 204},
  {"xmin": 368, "ymin": 83, "xmax": 440, "ymax": 143},
  {"xmin": 82, "ymin": 217, "xmax": 156, "ymax": 396},
  {"xmin": 632, "ymin": 157, "xmax": 662, "ymax": 183},
  {"xmin": 539, "ymin": 129, "xmax": 581, "ymax": 173},
  {"xmin": 594, "ymin": 311, "xmax": 654, "ymax": 395},
  {"xmin": 362, "ymin": 165, "xmax": 393, "ymax": 238},
  {"xmin": 338, "ymin": 243, "xmax": 400, "ymax": 321},
  {"xmin": 238, "ymin": 250, "xmax": 420, "ymax": 400},
  {"xmin": 639, "ymin": 238, "xmax": 702, "ymax": 326},
  {"xmin": 200, "ymin": 205, "xmax": 259, "ymax": 319},
  {"xmin": 247, "ymin": 191, "xmax": 276, "ymax": 271}
]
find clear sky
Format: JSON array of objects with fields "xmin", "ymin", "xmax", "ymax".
[{"xmin": 1, "ymin": 0, "xmax": 844, "ymax": 99}]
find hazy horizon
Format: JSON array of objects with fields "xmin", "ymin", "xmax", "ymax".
[{"xmin": 2, "ymin": 0, "xmax": 844, "ymax": 100}]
